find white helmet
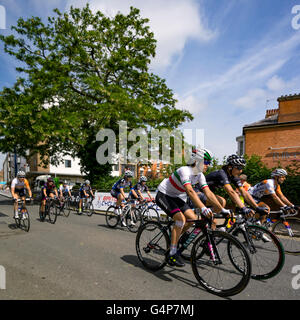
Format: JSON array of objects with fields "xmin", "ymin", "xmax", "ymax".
[
  {"xmin": 187, "ymin": 148, "xmax": 213, "ymax": 174},
  {"xmin": 271, "ymin": 168, "xmax": 287, "ymax": 178},
  {"xmin": 124, "ymin": 170, "xmax": 134, "ymax": 178},
  {"xmin": 139, "ymin": 176, "xmax": 147, "ymax": 182},
  {"xmin": 17, "ymin": 170, "xmax": 25, "ymax": 178},
  {"xmin": 85, "ymin": 180, "xmax": 90, "ymax": 185}
]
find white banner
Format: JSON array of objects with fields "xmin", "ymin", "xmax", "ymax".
[{"xmin": 92, "ymin": 192, "xmax": 165, "ymax": 213}]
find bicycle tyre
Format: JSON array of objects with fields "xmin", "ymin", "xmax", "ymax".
[
  {"xmin": 233, "ymin": 224, "xmax": 285, "ymax": 280},
  {"xmin": 142, "ymin": 208, "xmax": 160, "ymax": 224},
  {"xmin": 20, "ymin": 209, "xmax": 30, "ymax": 232},
  {"xmin": 191, "ymin": 231, "xmax": 251, "ymax": 297},
  {"xmin": 271, "ymin": 217, "xmax": 300, "ymax": 255},
  {"xmin": 126, "ymin": 209, "xmax": 142, "ymax": 233},
  {"xmin": 64, "ymin": 199, "xmax": 71, "ymax": 217},
  {"xmin": 136, "ymin": 221, "xmax": 170, "ymax": 271},
  {"xmin": 87, "ymin": 201, "xmax": 94, "ymax": 217},
  {"xmin": 48, "ymin": 202, "xmax": 58, "ymax": 224},
  {"xmin": 105, "ymin": 206, "xmax": 120, "ymax": 228}
]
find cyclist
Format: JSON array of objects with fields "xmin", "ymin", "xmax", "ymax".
[
  {"xmin": 235, "ymin": 174, "xmax": 251, "ymax": 204},
  {"xmin": 155, "ymin": 148, "xmax": 215, "ymax": 268},
  {"xmin": 248, "ymin": 168, "xmax": 298, "ymax": 221},
  {"xmin": 78, "ymin": 180, "xmax": 94, "ymax": 214},
  {"xmin": 59, "ymin": 180, "xmax": 72, "ymax": 211},
  {"xmin": 129, "ymin": 176, "xmax": 154, "ymax": 202},
  {"xmin": 40, "ymin": 177, "xmax": 59, "ymax": 215},
  {"xmin": 11, "ymin": 170, "xmax": 32, "ymax": 219},
  {"xmin": 110, "ymin": 170, "xmax": 138, "ymax": 226}
]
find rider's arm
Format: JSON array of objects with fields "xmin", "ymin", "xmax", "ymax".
[
  {"xmin": 239, "ymin": 187, "xmax": 260, "ymax": 209},
  {"xmin": 274, "ymin": 188, "xmax": 293, "ymax": 207},
  {"xmin": 185, "ymin": 184, "xmax": 206, "ymax": 210},
  {"xmin": 202, "ymin": 186, "xmax": 224, "ymax": 213},
  {"xmin": 131, "ymin": 189, "xmax": 139, "ymax": 199},
  {"xmin": 11, "ymin": 187, "xmax": 16, "ymax": 199},
  {"xmin": 24, "ymin": 180, "xmax": 32, "ymax": 198},
  {"xmin": 223, "ymin": 184, "xmax": 245, "ymax": 209},
  {"xmin": 120, "ymin": 187, "xmax": 126, "ymax": 199},
  {"xmin": 147, "ymin": 190, "xmax": 153, "ymax": 201}
]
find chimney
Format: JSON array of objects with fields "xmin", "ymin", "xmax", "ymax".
[{"xmin": 265, "ymin": 108, "xmax": 279, "ymax": 118}]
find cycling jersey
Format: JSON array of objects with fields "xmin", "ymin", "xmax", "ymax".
[
  {"xmin": 60, "ymin": 185, "xmax": 70, "ymax": 195},
  {"xmin": 205, "ymin": 168, "xmax": 243, "ymax": 191},
  {"xmin": 11, "ymin": 178, "xmax": 30, "ymax": 191},
  {"xmin": 41, "ymin": 182, "xmax": 56, "ymax": 199},
  {"xmin": 248, "ymin": 179, "xmax": 283, "ymax": 200},
  {"xmin": 157, "ymin": 166, "xmax": 208, "ymax": 198},
  {"xmin": 112, "ymin": 178, "xmax": 133, "ymax": 193},
  {"xmin": 129, "ymin": 182, "xmax": 149, "ymax": 198}
]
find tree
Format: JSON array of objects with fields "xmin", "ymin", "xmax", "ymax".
[{"xmin": 0, "ymin": 4, "xmax": 193, "ymax": 181}]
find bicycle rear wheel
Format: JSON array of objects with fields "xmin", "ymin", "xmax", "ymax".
[
  {"xmin": 105, "ymin": 206, "xmax": 120, "ymax": 228},
  {"xmin": 191, "ymin": 231, "xmax": 251, "ymax": 297},
  {"xmin": 233, "ymin": 225, "xmax": 285, "ymax": 280},
  {"xmin": 136, "ymin": 221, "xmax": 170, "ymax": 271},
  {"xmin": 271, "ymin": 217, "xmax": 300, "ymax": 255},
  {"xmin": 48, "ymin": 202, "xmax": 58, "ymax": 224},
  {"xmin": 126, "ymin": 209, "xmax": 142, "ymax": 233},
  {"xmin": 20, "ymin": 209, "xmax": 30, "ymax": 232}
]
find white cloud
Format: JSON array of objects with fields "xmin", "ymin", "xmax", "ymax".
[
  {"xmin": 267, "ymin": 75, "xmax": 286, "ymax": 92},
  {"xmin": 175, "ymin": 93, "xmax": 208, "ymax": 115},
  {"xmin": 234, "ymin": 88, "xmax": 267, "ymax": 109},
  {"xmin": 65, "ymin": 0, "xmax": 216, "ymax": 70}
]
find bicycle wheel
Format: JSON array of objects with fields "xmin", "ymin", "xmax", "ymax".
[
  {"xmin": 87, "ymin": 201, "xmax": 94, "ymax": 217},
  {"xmin": 20, "ymin": 209, "xmax": 30, "ymax": 232},
  {"xmin": 142, "ymin": 208, "xmax": 160, "ymax": 224},
  {"xmin": 191, "ymin": 231, "xmax": 251, "ymax": 297},
  {"xmin": 233, "ymin": 225, "xmax": 285, "ymax": 280},
  {"xmin": 136, "ymin": 221, "xmax": 170, "ymax": 271},
  {"xmin": 271, "ymin": 217, "xmax": 300, "ymax": 255},
  {"xmin": 126, "ymin": 209, "xmax": 142, "ymax": 233},
  {"xmin": 105, "ymin": 206, "xmax": 120, "ymax": 228},
  {"xmin": 64, "ymin": 199, "xmax": 71, "ymax": 217},
  {"xmin": 48, "ymin": 202, "xmax": 58, "ymax": 224}
]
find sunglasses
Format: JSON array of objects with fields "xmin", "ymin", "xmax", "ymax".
[
  {"xmin": 204, "ymin": 160, "xmax": 211, "ymax": 166},
  {"xmin": 234, "ymin": 166, "xmax": 244, "ymax": 170}
]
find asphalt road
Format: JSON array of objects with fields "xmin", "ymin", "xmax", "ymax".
[{"xmin": 0, "ymin": 195, "xmax": 299, "ymax": 300}]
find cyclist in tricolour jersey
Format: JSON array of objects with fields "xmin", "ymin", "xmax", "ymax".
[{"xmin": 155, "ymin": 148, "xmax": 215, "ymax": 268}]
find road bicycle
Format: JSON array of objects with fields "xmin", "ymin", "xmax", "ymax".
[
  {"xmin": 264, "ymin": 207, "xmax": 300, "ymax": 255},
  {"xmin": 58, "ymin": 195, "xmax": 73, "ymax": 217},
  {"xmin": 136, "ymin": 215, "xmax": 251, "ymax": 297},
  {"xmin": 39, "ymin": 197, "xmax": 59, "ymax": 224},
  {"xmin": 77, "ymin": 195, "xmax": 95, "ymax": 216},
  {"xmin": 216, "ymin": 211, "xmax": 285, "ymax": 280},
  {"xmin": 106, "ymin": 200, "xmax": 142, "ymax": 232},
  {"xmin": 14, "ymin": 198, "xmax": 32, "ymax": 232}
]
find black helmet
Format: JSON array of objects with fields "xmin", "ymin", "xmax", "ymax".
[{"xmin": 226, "ymin": 154, "xmax": 246, "ymax": 168}]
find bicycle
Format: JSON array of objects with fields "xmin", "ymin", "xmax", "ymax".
[
  {"xmin": 14, "ymin": 198, "xmax": 31, "ymax": 232},
  {"xmin": 58, "ymin": 195, "xmax": 72, "ymax": 217},
  {"xmin": 106, "ymin": 200, "xmax": 142, "ymax": 232},
  {"xmin": 136, "ymin": 215, "xmax": 251, "ymax": 297},
  {"xmin": 264, "ymin": 207, "xmax": 300, "ymax": 255},
  {"xmin": 216, "ymin": 211, "xmax": 285, "ymax": 280},
  {"xmin": 78, "ymin": 195, "xmax": 95, "ymax": 216},
  {"xmin": 39, "ymin": 197, "xmax": 58, "ymax": 224}
]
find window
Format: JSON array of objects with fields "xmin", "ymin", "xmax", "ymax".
[{"xmin": 65, "ymin": 160, "xmax": 72, "ymax": 168}]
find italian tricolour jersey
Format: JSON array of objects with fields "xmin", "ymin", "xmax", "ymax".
[{"xmin": 157, "ymin": 166, "xmax": 208, "ymax": 197}]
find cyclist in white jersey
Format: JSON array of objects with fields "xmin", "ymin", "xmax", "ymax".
[
  {"xmin": 156, "ymin": 148, "xmax": 216, "ymax": 267},
  {"xmin": 249, "ymin": 168, "xmax": 297, "ymax": 222}
]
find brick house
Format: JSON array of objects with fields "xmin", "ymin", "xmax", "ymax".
[{"xmin": 236, "ymin": 93, "xmax": 300, "ymax": 168}]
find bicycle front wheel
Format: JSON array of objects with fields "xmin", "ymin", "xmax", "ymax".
[
  {"xmin": 86, "ymin": 201, "xmax": 94, "ymax": 217},
  {"xmin": 136, "ymin": 221, "xmax": 170, "ymax": 271},
  {"xmin": 191, "ymin": 231, "xmax": 251, "ymax": 297},
  {"xmin": 48, "ymin": 203, "xmax": 58, "ymax": 224},
  {"xmin": 105, "ymin": 206, "xmax": 120, "ymax": 228},
  {"xmin": 20, "ymin": 209, "xmax": 30, "ymax": 232},
  {"xmin": 233, "ymin": 225, "xmax": 285, "ymax": 280},
  {"xmin": 64, "ymin": 200, "xmax": 71, "ymax": 217},
  {"xmin": 142, "ymin": 208, "xmax": 160, "ymax": 224},
  {"xmin": 271, "ymin": 217, "xmax": 300, "ymax": 255}
]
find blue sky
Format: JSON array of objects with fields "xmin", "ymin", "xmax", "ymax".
[{"xmin": 1, "ymin": 0, "xmax": 300, "ymax": 168}]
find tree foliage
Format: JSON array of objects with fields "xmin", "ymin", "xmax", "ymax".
[{"xmin": 0, "ymin": 4, "xmax": 193, "ymax": 181}]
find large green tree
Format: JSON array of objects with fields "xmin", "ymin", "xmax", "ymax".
[{"xmin": 0, "ymin": 4, "xmax": 193, "ymax": 181}]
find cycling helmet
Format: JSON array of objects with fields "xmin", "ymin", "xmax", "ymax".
[
  {"xmin": 124, "ymin": 170, "xmax": 134, "ymax": 178},
  {"xmin": 187, "ymin": 148, "xmax": 213, "ymax": 165},
  {"xmin": 17, "ymin": 170, "xmax": 25, "ymax": 178},
  {"xmin": 226, "ymin": 154, "xmax": 246, "ymax": 168},
  {"xmin": 85, "ymin": 180, "xmax": 90, "ymax": 185},
  {"xmin": 271, "ymin": 168, "xmax": 287, "ymax": 178},
  {"xmin": 139, "ymin": 176, "xmax": 147, "ymax": 183}
]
